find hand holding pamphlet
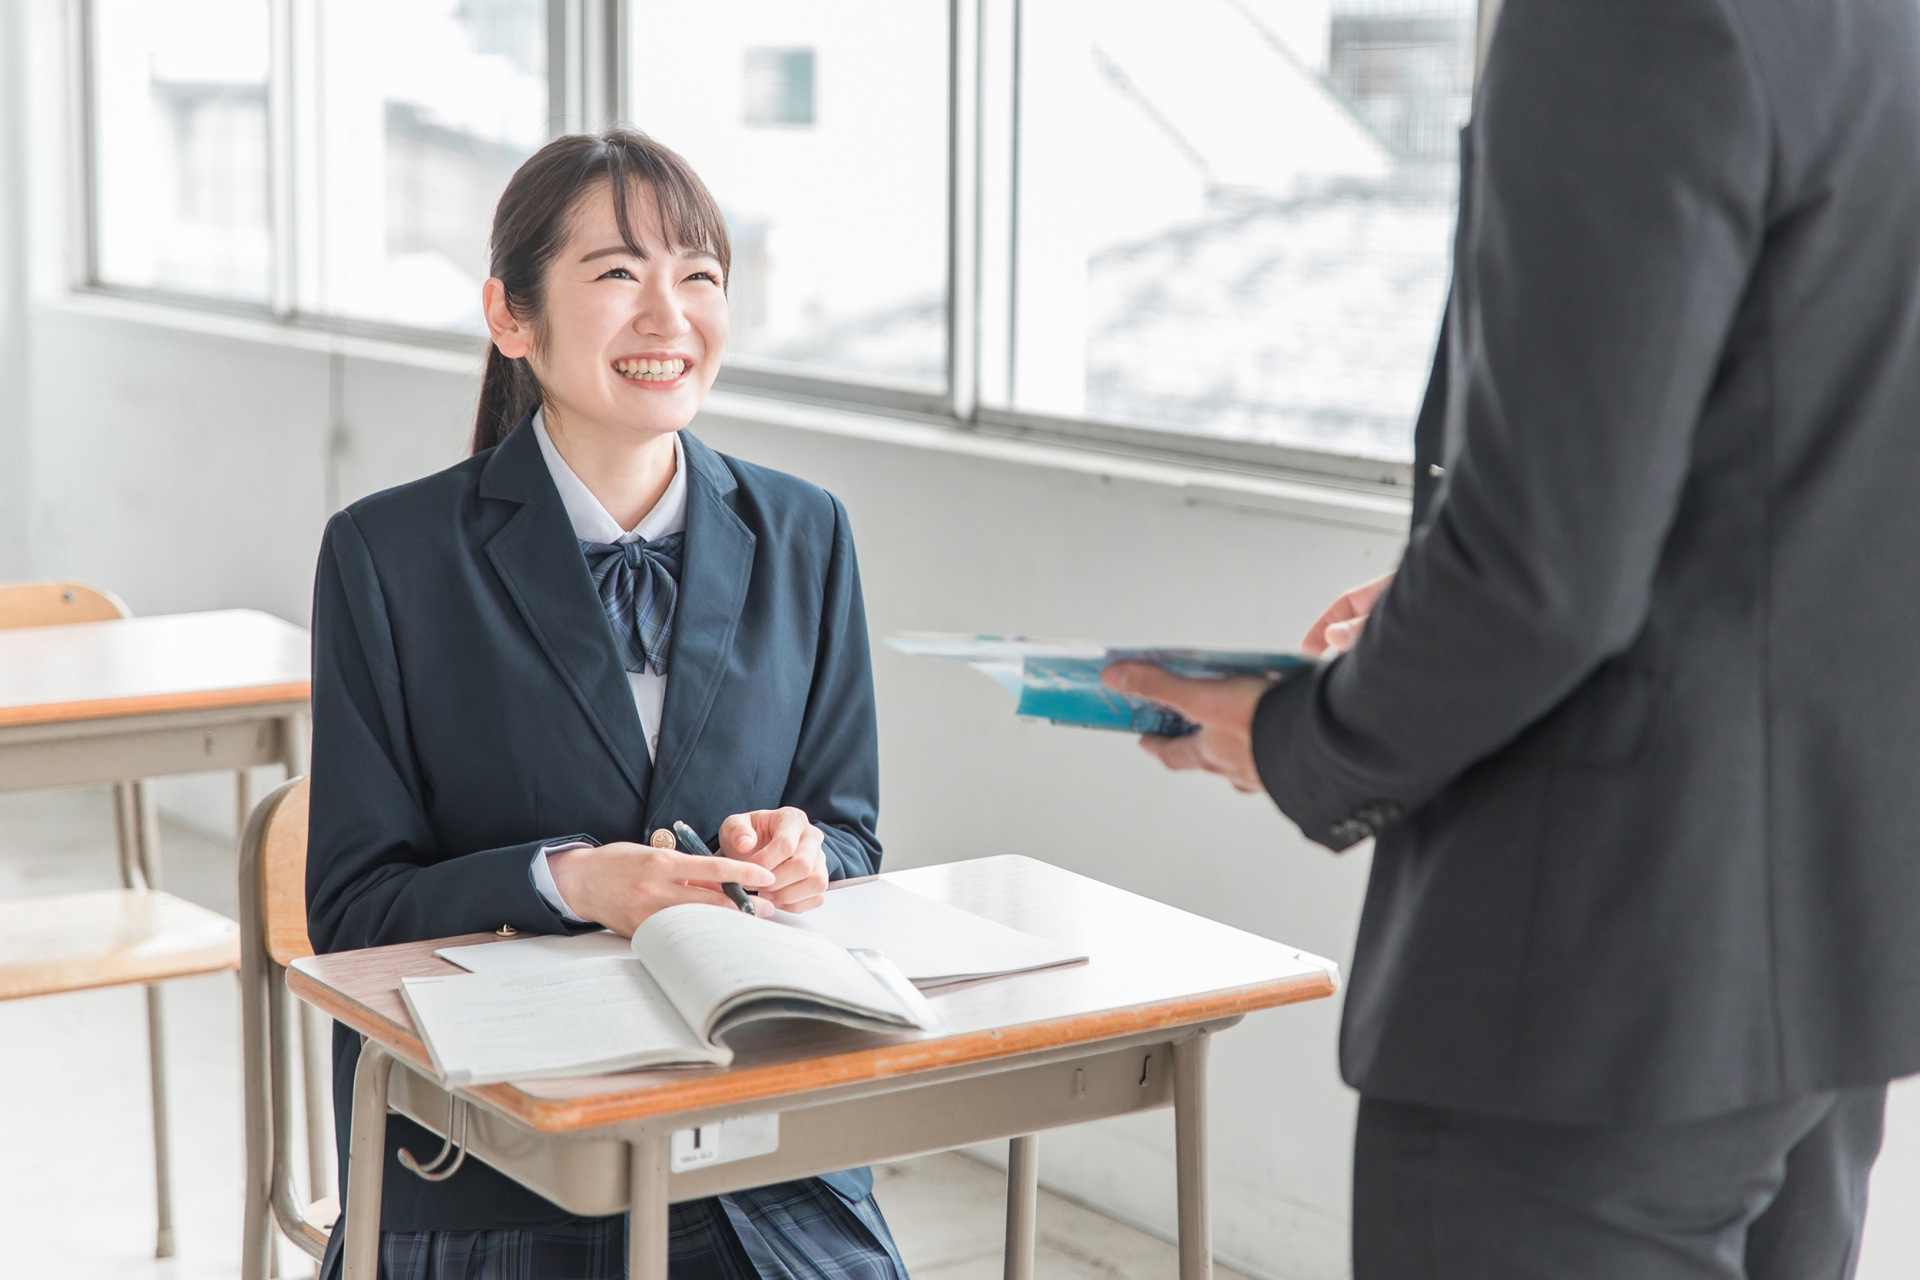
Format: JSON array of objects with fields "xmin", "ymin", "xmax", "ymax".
[{"xmin": 885, "ymin": 633, "xmax": 1315, "ymax": 735}]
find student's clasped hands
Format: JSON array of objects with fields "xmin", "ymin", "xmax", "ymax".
[
  {"xmin": 547, "ymin": 806, "xmax": 830, "ymax": 936},
  {"xmin": 1102, "ymin": 572, "xmax": 1394, "ymax": 793}
]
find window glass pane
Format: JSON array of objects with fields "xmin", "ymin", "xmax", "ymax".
[
  {"xmin": 627, "ymin": 1, "xmax": 949, "ymax": 389},
  {"xmin": 295, "ymin": 0, "xmax": 548, "ymax": 331},
  {"xmin": 91, "ymin": 0, "xmax": 273, "ymax": 303},
  {"xmin": 1009, "ymin": 0, "xmax": 1473, "ymax": 460}
]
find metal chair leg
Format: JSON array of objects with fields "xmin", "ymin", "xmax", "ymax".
[
  {"xmin": 134, "ymin": 780, "xmax": 164, "ymax": 889},
  {"xmin": 146, "ymin": 983, "xmax": 176, "ymax": 1258},
  {"xmin": 236, "ymin": 769, "xmax": 253, "ymax": 860},
  {"xmin": 112, "ymin": 782, "xmax": 141, "ymax": 889},
  {"xmin": 1004, "ymin": 1134, "xmax": 1039, "ymax": 1280},
  {"xmin": 241, "ymin": 966, "xmax": 276, "ymax": 1280}
]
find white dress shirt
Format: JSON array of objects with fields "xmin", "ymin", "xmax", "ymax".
[{"xmin": 528, "ymin": 409, "xmax": 687, "ymax": 922}]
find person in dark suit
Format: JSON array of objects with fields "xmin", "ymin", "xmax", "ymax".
[
  {"xmin": 1105, "ymin": 0, "xmax": 1920, "ymax": 1275},
  {"xmin": 307, "ymin": 130, "xmax": 908, "ymax": 1280}
]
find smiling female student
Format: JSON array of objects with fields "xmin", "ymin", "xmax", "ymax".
[{"xmin": 307, "ymin": 129, "xmax": 908, "ymax": 1280}]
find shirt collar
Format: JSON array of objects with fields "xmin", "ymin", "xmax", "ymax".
[{"xmin": 532, "ymin": 407, "xmax": 687, "ymax": 545}]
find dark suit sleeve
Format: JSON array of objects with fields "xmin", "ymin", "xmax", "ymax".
[
  {"xmin": 1408, "ymin": 299, "xmax": 1448, "ymax": 530},
  {"xmin": 1252, "ymin": 0, "xmax": 1771, "ymax": 848},
  {"xmin": 306, "ymin": 510, "xmax": 584, "ymax": 953},
  {"xmin": 783, "ymin": 494, "xmax": 883, "ymax": 880}
]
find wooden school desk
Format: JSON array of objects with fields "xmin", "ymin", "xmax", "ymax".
[
  {"xmin": 289, "ymin": 854, "xmax": 1340, "ymax": 1280},
  {"xmin": 0, "ymin": 608, "xmax": 312, "ymax": 795},
  {"xmin": 0, "ymin": 607, "xmax": 316, "ymax": 1230}
]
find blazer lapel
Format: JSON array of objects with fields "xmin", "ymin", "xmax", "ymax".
[
  {"xmin": 479, "ymin": 418, "xmax": 653, "ymax": 806},
  {"xmin": 645, "ymin": 432, "xmax": 756, "ymax": 826}
]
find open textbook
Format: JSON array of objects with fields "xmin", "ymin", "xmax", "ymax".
[
  {"xmin": 886, "ymin": 633, "xmax": 1316, "ymax": 735},
  {"xmin": 438, "ymin": 878, "xmax": 1088, "ymax": 990},
  {"xmin": 401, "ymin": 903, "xmax": 938, "ymax": 1087}
]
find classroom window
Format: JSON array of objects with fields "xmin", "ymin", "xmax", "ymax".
[
  {"xmin": 993, "ymin": 0, "xmax": 1473, "ymax": 461},
  {"xmin": 82, "ymin": 0, "xmax": 1467, "ymax": 473},
  {"xmin": 90, "ymin": 0, "xmax": 274, "ymax": 303},
  {"xmin": 290, "ymin": 0, "xmax": 549, "ymax": 332},
  {"xmin": 630, "ymin": 2, "xmax": 949, "ymax": 389}
]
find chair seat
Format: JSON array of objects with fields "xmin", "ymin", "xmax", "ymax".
[
  {"xmin": 302, "ymin": 1194, "xmax": 339, "ymax": 1236},
  {"xmin": 0, "ymin": 889, "xmax": 241, "ymax": 1000}
]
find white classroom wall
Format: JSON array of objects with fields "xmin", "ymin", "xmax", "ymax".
[
  {"xmin": 5, "ymin": 7, "xmax": 1384, "ymax": 1270},
  {"xmin": 3, "ymin": 4, "xmax": 1913, "ymax": 1278},
  {"xmin": 10, "ymin": 288, "xmax": 1392, "ymax": 1278}
]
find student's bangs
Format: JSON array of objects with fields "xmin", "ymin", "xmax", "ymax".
[{"xmin": 603, "ymin": 139, "xmax": 733, "ymax": 283}]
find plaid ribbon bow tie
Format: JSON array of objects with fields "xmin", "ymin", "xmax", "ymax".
[{"xmin": 578, "ymin": 533, "xmax": 685, "ymax": 675}]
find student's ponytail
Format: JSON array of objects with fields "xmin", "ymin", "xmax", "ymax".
[
  {"xmin": 472, "ymin": 127, "xmax": 731, "ymax": 456},
  {"xmin": 472, "ymin": 344, "xmax": 541, "ymax": 455}
]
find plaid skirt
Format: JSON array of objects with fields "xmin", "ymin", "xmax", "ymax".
[{"xmin": 371, "ymin": 1180, "xmax": 908, "ymax": 1280}]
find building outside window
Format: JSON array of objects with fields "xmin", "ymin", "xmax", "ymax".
[
  {"xmin": 743, "ymin": 48, "xmax": 816, "ymax": 128},
  {"xmin": 91, "ymin": 0, "xmax": 273, "ymax": 303},
  {"xmin": 996, "ymin": 0, "xmax": 1474, "ymax": 461},
  {"xmin": 628, "ymin": 1, "xmax": 950, "ymax": 390},
  {"xmin": 83, "ymin": 0, "xmax": 1477, "ymax": 467},
  {"xmin": 292, "ymin": 0, "xmax": 548, "ymax": 332}
]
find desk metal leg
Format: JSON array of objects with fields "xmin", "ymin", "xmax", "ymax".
[
  {"xmin": 302, "ymin": 1002, "xmax": 336, "ymax": 1200},
  {"xmin": 127, "ymin": 779, "xmax": 178, "ymax": 1258},
  {"xmin": 343, "ymin": 1044, "xmax": 393, "ymax": 1280},
  {"xmin": 1173, "ymin": 1030, "xmax": 1212, "ymax": 1280},
  {"xmin": 282, "ymin": 711, "xmax": 311, "ymax": 778},
  {"xmin": 629, "ymin": 1132, "xmax": 669, "ymax": 1280},
  {"xmin": 1004, "ymin": 1134, "xmax": 1039, "ymax": 1280}
]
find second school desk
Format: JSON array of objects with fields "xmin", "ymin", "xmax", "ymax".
[
  {"xmin": 0, "ymin": 607, "xmax": 316, "ymax": 1241},
  {"xmin": 0, "ymin": 608, "xmax": 312, "ymax": 793},
  {"xmin": 290, "ymin": 854, "xmax": 1340, "ymax": 1280}
]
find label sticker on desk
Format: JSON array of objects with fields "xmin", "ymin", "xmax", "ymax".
[{"xmin": 671, "ymin": 1113, "xmax": 779, "ymax": 1172}]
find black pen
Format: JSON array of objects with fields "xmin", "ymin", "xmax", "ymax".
[{"xmin": 672, "ymin": 820, "xmax": 757, "ymax": 915}]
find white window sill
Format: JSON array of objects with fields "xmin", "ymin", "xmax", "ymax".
[
  {"xmin": 46, "ymin": 289, "xmax": 1414, "ymax": 535},
  {"xmin": 698, "ymin": 391, "xmax": 1411, "ymax": 534}
]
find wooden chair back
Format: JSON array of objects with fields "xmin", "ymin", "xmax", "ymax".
[
  {"xmin": 239, "ymin": 775, "xmax": 329, "ymax": 1276},
  {"xmin": 0, "ymin": 580, "xmax": 131, "ymax": 630},
  {"xmin": 260, "ymin": 777, "xmax": 313, "ymax": 967}
]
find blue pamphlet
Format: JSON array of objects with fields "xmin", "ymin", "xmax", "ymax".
[{"xmin": 885, "ymin": 634, "xmax": 1317, "ymax": 736}]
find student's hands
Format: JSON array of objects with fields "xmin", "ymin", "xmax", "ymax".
[
  {"xmin": 1102, "ymin": 665, "xmax": 1271, "ymax": 793},
  {"xmin": 719, "ymin": 807, "xmax": 831, "ymax": 913},
  {"xmin": 547, "ymin": 843, "xmax": 775, "ymax": 937},
  {"xmin": 1301, "ymin": 571, "xmax": 1394, "ymax": 657}
]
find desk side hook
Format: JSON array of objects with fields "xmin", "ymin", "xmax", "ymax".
[{"xmin": 398, "ymin": 1095, "xmax": 470, "ymax": 1182}]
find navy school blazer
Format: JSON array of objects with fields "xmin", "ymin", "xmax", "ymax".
[{"xmin": 307, "ymin": 415, "xmax": 881, "ymax": 1231}]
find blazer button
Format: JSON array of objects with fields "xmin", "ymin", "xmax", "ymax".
[
  {"xmin": 1354, "ymin": 801, "xmax": 1404, "ymax": 830},
  {"xmin": 1427, "ymin": 463, "xmax": 1446, "ymax": 478},
  {"xmin": 495, "ymin": 924, "xmax": 519, "ymax": 938}
]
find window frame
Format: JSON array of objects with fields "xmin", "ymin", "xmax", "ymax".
[{"xmin": 71, "ymin": 0, "xmax": 1488, "ymax": 489}]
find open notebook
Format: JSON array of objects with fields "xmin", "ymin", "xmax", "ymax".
[
  {"xmin": 401, "ymin": 903, "xmax": 937, "ymax": 1086},
  {"xmin": 437, "ymin": 878, "xmax": 1088, "ymax": 989}
]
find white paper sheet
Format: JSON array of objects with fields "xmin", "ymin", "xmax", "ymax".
[
  {"xmin": 436, "ymin": 878, "xmax": 1084, "ymax": 988},
  {"xmin": 770, "ymin": 880, "xmax": 1084, "ymax": 987},
  {"xmin": 435, "ymin": 930, "xmax": 630, "ymax": 974}
]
